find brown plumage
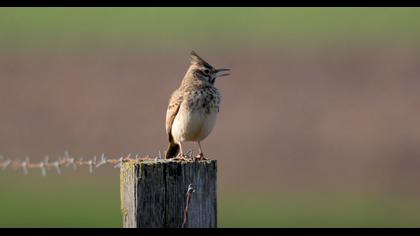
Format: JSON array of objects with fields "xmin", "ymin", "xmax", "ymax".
[
  {"xmin": 165, "ymin": 89, "xmax": 183, "ymax": 159},
  {"xmin": 164, "ymin": 51, "xmax": 230, "ymax": 160}
]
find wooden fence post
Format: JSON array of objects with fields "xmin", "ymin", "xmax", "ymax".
[{"xmin": 120, "ymin": 159, "xmax": 217, "ymax": 228}]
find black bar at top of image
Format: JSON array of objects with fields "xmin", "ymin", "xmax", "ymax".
[{"xmin": 1, "ymin": 1, "xmax": 419, "ymax": 7}]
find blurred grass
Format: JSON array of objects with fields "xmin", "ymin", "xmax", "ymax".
[
  {"xmin": 1, "ymin": 171, "xmax": 420, "ymax": 227},
  {"xmin": 219, "ymin": 191, "xmax": 420, "ymax": 227},
  {"xmin": 1, "ymin": 7, "xmax": 420, "ymax": 52},
  {"xmin": 0, "ymin": 170, "xmax": 121, "ymax": 227}
]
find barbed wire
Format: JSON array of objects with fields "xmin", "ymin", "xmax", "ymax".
[
  {"xmin": 0, "ymin": 151, "xmax": 169, "ymax": 176},
  {"xmin": 182, "ymin": 183, "xmax": 195, "ymax": 228}
]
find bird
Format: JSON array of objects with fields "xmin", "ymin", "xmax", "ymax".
[{"xmin": 165, "ymin": 51, "xmax": 230, "ymax": 160}]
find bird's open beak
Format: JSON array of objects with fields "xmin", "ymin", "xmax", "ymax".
[{"xmin": 215, "ymin": 68, "xmax": 230, "ymax": 78}]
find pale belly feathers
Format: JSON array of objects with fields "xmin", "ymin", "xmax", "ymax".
[{"xmin": 171, "ymin": 103, "xmax": 218, "ymax": 143}]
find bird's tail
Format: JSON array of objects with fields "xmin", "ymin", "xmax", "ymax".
[{"xmin": 165, "ymin": 142, "xmax": 180, "ymax": 159}]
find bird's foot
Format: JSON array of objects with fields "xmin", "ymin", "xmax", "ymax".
[
  {"xmin": 194, "ymin": 153, "xmax": 208, "ymax": 161},
  {"xmin": 171, "ymin": 153, "xmax": 191, "ymax": 162}
]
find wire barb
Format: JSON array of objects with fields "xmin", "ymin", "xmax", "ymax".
[
  {"xmin": 53, "ymin": 161, "xmax": 61, "ymax": 175},
  {"xmin": 1, "ymin": 159, "xmax": 11, "ymax": 171},
  {"xmin": 113, "ymin": 157, "xmax": 123, "ymax": 169},
  {"xmin": 40, "ymin": 161, "xmax": 47, "ymax": 177},
  {"xmin": 88, "ymin": 156, "xmax": 96, "ymax": 174},
  {"xmin": 21, "ymin": 157, "xmax": 29, "ymax": 175},
  {"xmin": 95, "ymin": 153, "xmax": 107, "ymax": 168}
]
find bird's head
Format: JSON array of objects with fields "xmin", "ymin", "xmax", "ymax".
[{"xmin": 187, "ymin": 51, "xmax": 230, "ymax": 85}]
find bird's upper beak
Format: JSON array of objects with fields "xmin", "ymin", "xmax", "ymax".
[{"xmin": 214, "ymin": 68, "xmax": 230, "ymax": 78}]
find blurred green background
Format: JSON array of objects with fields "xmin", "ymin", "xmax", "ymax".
[{"xmin": 1, "ymin": 7, "xmax": 420, "ymax": 227}]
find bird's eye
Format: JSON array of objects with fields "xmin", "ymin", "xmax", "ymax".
[{"xmin": 203, "ymin": 69, "xmax": 210, "ymax": 74}]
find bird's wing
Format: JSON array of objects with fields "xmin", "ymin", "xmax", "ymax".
[{"xmin": 166, "ymin": 90, "xmax": 183, "ymax": 142}]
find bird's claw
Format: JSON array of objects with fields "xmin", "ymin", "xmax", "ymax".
[
  {"xmin": 194, "ymin": 153, "xmax": 208, "ymax": 161},
  {"xmin": 171, "ymin": 154, "xmax": 191, "ymax": 162}
]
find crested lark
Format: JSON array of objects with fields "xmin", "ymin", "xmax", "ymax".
[{"xmin": 165, "ymin": 51, "xmax": 230, "ymax": 160}]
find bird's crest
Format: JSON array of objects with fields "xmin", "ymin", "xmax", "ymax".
[{"xmin": 190, "ymin": 51, "xmax": 213, "ymax": 69}]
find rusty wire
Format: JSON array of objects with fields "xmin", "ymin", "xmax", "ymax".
[
  {"xmin": 182, "ymin": 183, "xmax": 195, "ymax": 228},
  {"xmin": 0, "ymin": 151, "xmax": 163, "ymax": 176}
]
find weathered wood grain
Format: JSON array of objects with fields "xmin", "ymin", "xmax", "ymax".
[{"xmin": 120, "ymin": 159, "xmax": 217, "ymax": 228}]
